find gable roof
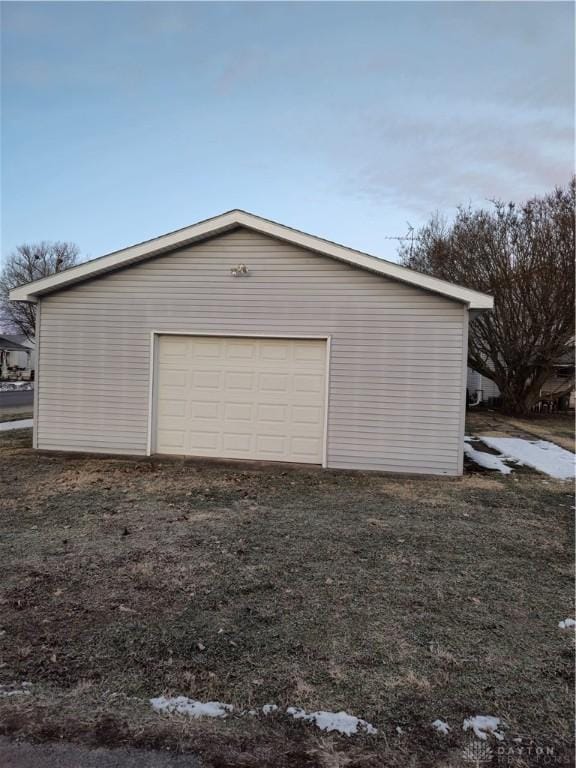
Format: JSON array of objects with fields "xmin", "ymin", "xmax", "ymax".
[
  {"xmin": 0, "ymin": 335, "xmax": 30, "ymax": 352},
  {"xmin": 3, "ymin": 334, "xmax": 34, "ymax": 347},
  {"xmin": 9, "ymin": 209, "xmax": 493, "ymax": 309}
]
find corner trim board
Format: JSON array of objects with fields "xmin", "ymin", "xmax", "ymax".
[
  {"xmin": 456, "ymin": 307, "xmax": 470, "ymax": 475},
  {"xmin": 32, "ymin": 301, "xmax": 41, "ymax": 449}
]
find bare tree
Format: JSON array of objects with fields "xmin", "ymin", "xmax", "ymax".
[
  {"xmin": 399, "ymin": 180, "xmax": 575, "ymax": 415},
  {"xmin": 0, "ymin": 242, "xmax": 80, "ymax": 339}
]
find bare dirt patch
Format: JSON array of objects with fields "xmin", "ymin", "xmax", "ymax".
[{"xmin": 0, "ymin": 428, "xmax": 573, "ymax": 766}]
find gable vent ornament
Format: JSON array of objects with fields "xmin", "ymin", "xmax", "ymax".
[{"xmin": 230, "ymin": 264, "xmax": 249, "ymax": 277}]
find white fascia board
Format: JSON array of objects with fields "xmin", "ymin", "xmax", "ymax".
[
  {"xmin": 237, "ymin": 212, "xmax": 493, "ymax": 309},
  {"xmin": 9, "ymin": 211, "xmax": 241, "ymax": 302},
  {"xmin": 9, "ymin": 209, "xmax": 493, "ymax": 309}
]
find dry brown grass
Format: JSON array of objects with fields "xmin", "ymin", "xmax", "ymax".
[
  {"xmin": 0, "ymin": 426, "xmax": 574, "ymax": 767},
  {"xmin": 467, "ymin": 409, "xmax": 575, "ymax": 452}
]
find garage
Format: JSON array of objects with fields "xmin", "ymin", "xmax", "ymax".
[
  {"xmin": 155, "ymin": 335, "xmax": 327, "ymax": 464},
  {"xmin": 10, "ymin": 209, "xmax": 492, "ymax": 475}
]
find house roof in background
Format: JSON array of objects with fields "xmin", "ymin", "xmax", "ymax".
[
  {"xmin": 9, "ymin": 210, "xmax": 494, "ymax": 309},
  {"xmin": 0, "ymin": 335, "xmax": 30, "ymax": 352}
]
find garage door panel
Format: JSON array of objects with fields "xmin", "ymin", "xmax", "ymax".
[
  {"xmin": 189, "ymin": 431, "xmax": 220, "ymax": 451},
  {"xmin": 226, "ymin": 371, "xmax": 256, "ymax": 391},
  {"xmin": 159, "ymin": 369, "xmax": 187, "ymax": 387},
  {"xmin": 292, "ymin": 405, "xmax": 323, "ymax": 423},
  {"xmin": 225, "ymin": 403, "xmax": 253, "ymax": 421},
  {"xmin": 226, "ymin": 341, "xmax": 257, "ymax": 359},
  {"xmin": 259, "ymin": 342, "xmax": 290, "ymax": 361},
  {"xmin": 223, "ymin": 433, "xmax": 253, "ymax": 452},
  {"xmin": 157, "ymin": 429, "xmax": 186, "ymax": 449},
  {"xmin": 259, "ymin": 373, "xmax": 290, "ymax": 392},
  {"xmin": 294, "ymin": 342, "xmax": 326, "ymax": 362},
  {"xmin": 156, "ymin": 336, "xmax": 326, "ymax": 463},
  {"xmin": 251, "ymin": 421, "xmax": 292, "ymax": 437},
  {"xmin": 255, "ymin": 434, "xmax": 287, "ymax": 456},
  {"xmin": 257, "ymin": 404, "xmax": 287, "ymax": 422},
  {"xmin": 158, "ymin": 415, "xmax": 189, "ymax": 430},
  {"xmin": 190, "ymin": 402, "xmax": 220, "ymax": 420},
  {"xmin": 158, "ymin": 400, "xmax": 186, "ymax": 417},
  {"xmin": 161, "ymin": 338, "xmax": 190, "ymax": 358},
  {"xmin": 192, "ymin": 340, "xmax": 224, "ymax": 359},
  {"xmin": 288, "ymin": 422, "xmax": 322, "ymax": 438},
  {"xmin": 193, "ymin": 371, "xmax": 222, "ymax": 389},
  {"xmin": 291, "ymin": 436, "xmax": 322, "ymax": 457},
  {"xmin": 294, "ymin": 374, "xmax": 324, "ymax": 393}
]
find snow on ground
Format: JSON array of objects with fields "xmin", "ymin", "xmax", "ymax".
[
  {"xmin": 149, "ymin": 698, "xmax": 508, "ymax": 743},
  {"xmin": 432, "ymin": 719, "xmax": 450, "ymax": 735},
  {"xmin": 479, "ymin": 437, "xmax": 575, "ymax": 480},
  {"xmin": 0, "ymin": 419, "xmax": 33, "ymax": 432},
  {"xmin": 286, "ymin": 707, "xmax": 377, "ymax": 736},
  {"xmin": 149, "ymin": 698, "xmax": 375, "ymax": 736},
  {"xmin": 0, "ymin": 684, "xmax": 31, "ymax": 697},
  {"xmin": 0, "ymin": 382, "xmax": 33, "ymax": 391},
  {"xmin": 463, "ymin": 715, "xmax": 505, "ymax": 741},
  {"xmin": 463, "ymin": 437, "xmax": 514, "ymax": 475},
  {"xmin": 558, "ymin": 618, "xmax": 576, "ymax": 629},
  {"xmin": 150, "ymin": 697, "xmax": 233, "ymax": 718},
  {"xmin": 261, "ymin": 704, "xmax": 278, "ymax": 714}
]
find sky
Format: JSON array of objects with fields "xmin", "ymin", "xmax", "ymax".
[{"xmin": 1, "ymin": 1, "xmax": 574, "ymax": 265}]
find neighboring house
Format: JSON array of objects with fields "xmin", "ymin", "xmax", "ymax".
[
  {"xmin": 540, "ymin": 349, "xmax": 576, "ymax": 409},
  {"xmin": 467, "ymin": 368, "xmax": 501, "ymax": 405},
  {"xmin": 467, "ymin": 350, "xmax": 575, "ymax": 410},
  {"xmin": 0, "ymin": 335, "xmax": 34, "ymax": 379},
  {"xmin": 10, "ymin": 210, "xmax": 492, "ymax": 476}
]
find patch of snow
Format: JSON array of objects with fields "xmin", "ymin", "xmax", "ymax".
[
  {"xmin": 0, "ymin": 419, "xmax": 33, "ymax": 432},
  {"xmin": 0, "ymin": 687, "xmax": 31, "ymax": 697},
  {"xmin": 286, "ymin": 706, "xmax": 377, "ymax": 736},
  {"xmin": 558, "ymin": 618, "xmax": 576, "ymax": 629},
  {"xmin": 0, "ymin": 382, "xmax": 33, "ymax": 392},
  {"xmin": 463, "ymin": 715, "xmax": 505, "ymax": 741},
  {"xmin": 463, "ymin": 438, "xmax": 513, "ymax": 475},
  {"xmin": 479, "ymin": 437, "xmax": 575, "ymax": 480},
  {"xmin": 150, "ymin": 696, "xmax": 233, "ymax": 718},
  {"xmin": 432, "ymin": 719, "xmax": 450, "ymax": 735},
  {"xmin": 244, "ymin": 704, "xmax": 278, "ymax": 717}
]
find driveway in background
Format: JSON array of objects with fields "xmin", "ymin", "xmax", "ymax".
[
  {"xmin": 0, "ymin": 738, "xmax": 201, "ymax": 768},
  {"xmin": 0, "ymin": 390, "xmax": 34, "ymax": 421}
]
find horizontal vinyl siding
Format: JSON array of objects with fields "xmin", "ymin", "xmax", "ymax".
[
  {"xmin": 37, "ymin": 227, "xmax": 467, "ymax": 474},
  {"xmin": 467, "ymin": 368, "xmax": 500, "ymax": 401}
]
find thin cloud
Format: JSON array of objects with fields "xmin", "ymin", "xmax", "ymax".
[{"xmin": 332, "ymin": 107, "xmax": 573, "ymax": 213}]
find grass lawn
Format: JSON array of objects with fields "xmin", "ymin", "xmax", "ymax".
[
  {"xmin": 0, "ymin": 410, "xmax": 33, "ymax": 423},
  {"xmin": 0, "ymin": 427, "xmax": 574, "ymax": 767},
  {"xmin": 467, "ymin": 410, "xmax": 575, "ymax": 453}
]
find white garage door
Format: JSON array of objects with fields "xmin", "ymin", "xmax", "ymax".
[{"xmin": 155, "ymin": 336, "xmax": 327, "ymax": 464}]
